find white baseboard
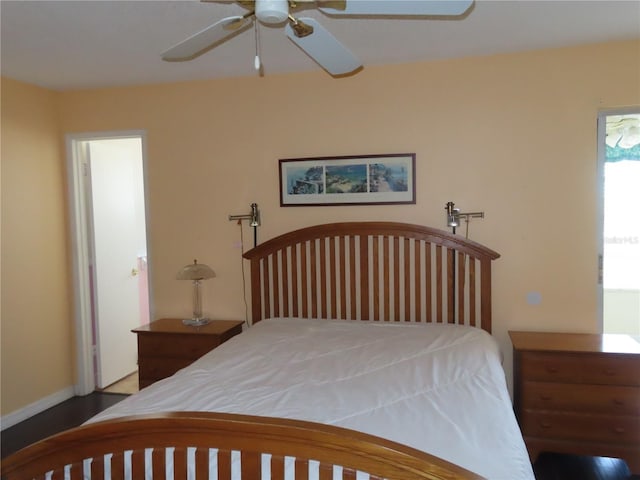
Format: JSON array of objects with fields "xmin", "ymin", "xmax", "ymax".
[{"xmin": 1, "ymin": 386, "xmax": 75, "ymax": 431}]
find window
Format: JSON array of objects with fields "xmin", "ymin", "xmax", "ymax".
[{"xmin": 600, "ymin": 112, "xmax": 640, "ymax": 335}]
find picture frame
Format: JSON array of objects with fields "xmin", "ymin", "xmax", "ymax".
[{"xmin": 279, "ymin": 153, "xmax": 416, "ymax": 206}]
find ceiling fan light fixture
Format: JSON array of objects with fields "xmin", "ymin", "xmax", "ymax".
[{"xmin": 256, "ymin": 0, "xmax": 289, "ymax": 24}]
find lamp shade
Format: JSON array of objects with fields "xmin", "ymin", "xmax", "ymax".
[{"xmin": 176, "ymin": 259, "xmax": 215, "ymax": 281}]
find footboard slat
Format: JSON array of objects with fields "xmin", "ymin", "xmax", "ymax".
[
  {"xmin": 112, "ymin": 452, "xmax": 125, "ymax": 478},
  {"xmin": 242, "ymin": 450, "xmax": 261, "ymax": 478},
  {"xmin": 151, "ymin": 448, "xmax": 164, "ymax": 480},
  {"xmin": 130, "ymin": 450, "xmax": 144, "ymax": 479},
  {"xmin": 174, "ymin": 448, "xmax": 187, "ymax": 479},
  {"xmin": 271, "ymin": 454, "xmax": 286, "ymax": 478},
  {"xmin": 69, "ymin": 463, "xmax": 84, "ymax": 480},
  {"xmin": 343, "ymin": 469, "xmax": 357, "ymax": 480},
  {"xmin": 319, "ymin": 464, "xmax": 333, "ymax": 480},
  {"xmin": 218, "ymin": 449, "xmax": 232, "ymax": 480},
  {"xmin": 295, "ymin": 458, "xmax": 309, "ymax": 480},
  {"xmin": 194, "ymin": 448, "xmax": 209, "ymax": 478},
  {"xmin": 51, "ymin": 466, "xmax": 66, "ymax": 479}
]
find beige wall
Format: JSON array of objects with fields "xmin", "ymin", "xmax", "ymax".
[
  {"xmin": 2, "ymin": 40, "xmax": 639, "ymax": 416},
  {"xmin": 1, "ymin": 78, "xmax": 74, "ymax": 415}
]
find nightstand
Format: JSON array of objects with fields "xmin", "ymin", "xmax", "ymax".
[
  {"xmin": 509, "ymin": 331, "xmax": 640, "ymax": 474},
  {"xmin": 133, "ymin": 318, "xmax": 244, "ymax": 389}
]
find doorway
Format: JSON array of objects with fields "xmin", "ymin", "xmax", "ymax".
[
  {"xmin": 598, "ymin": 111, "xmax": 640, "ymax": 335},
  {"xmin": 67, "ymin": 131, "xmax": 151, "ymax": 394}
]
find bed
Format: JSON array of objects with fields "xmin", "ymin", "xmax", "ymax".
[{"xmin": 1, "ymin": 222, "xmax": 535, "ymax": 480}]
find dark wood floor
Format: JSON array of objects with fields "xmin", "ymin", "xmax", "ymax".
[
  {"xmin": 1, "ymin": 392, "xmax": 127, "ymax": 459},
  {"xmin": 1, "ymin": 393, "xmax": 637, "ymax": 480}
]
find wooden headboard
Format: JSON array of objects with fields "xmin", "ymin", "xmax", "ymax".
[{"xmin": 243, "ymin": 222, "xmax": 500, "ymax": 332}]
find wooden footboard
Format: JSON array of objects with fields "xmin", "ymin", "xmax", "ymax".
[{"xmin": 1, "ymin": 412, "xmax": 484, "ymax": 480}]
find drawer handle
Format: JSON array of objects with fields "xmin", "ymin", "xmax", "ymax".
[
  {"xmin": 540, "ymin": 421, "xmax": 553, "ymax": 429},
  {"xmin": 602, "ymin": 369, "xmax": 616, "ymax": 376},
  {"xmin": 539, "ymin": 394, "xmax": 552, "ymax": 401},
  {"xmin": 612, "ymin": 398, "xmax": 625, "ymax": 406},
  {"xmin": 613, "ymin": 426, "xmax": 626, "ymax": 434},
  {"xmin": 545, "ymin": 366, "xmax": 559, "ymax": 374}
]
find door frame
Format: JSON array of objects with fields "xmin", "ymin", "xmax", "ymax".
[
  {"xmin": 66, "ymin": 130, "xmax": 152, "ymax": 395},
  {"xmin": 596, "ymin": 106, "xmax": 639, "ymax": 333}
]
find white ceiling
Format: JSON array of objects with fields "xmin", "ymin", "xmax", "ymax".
[{"xmin": 1, "ymin": 0, "xmax": 639, "ymax": 91}]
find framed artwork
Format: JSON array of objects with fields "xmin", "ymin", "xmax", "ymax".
[{"xmin": 279, "ymin": 153, "xmax": 416, "ymax": 206}]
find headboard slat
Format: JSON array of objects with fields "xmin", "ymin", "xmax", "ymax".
[
  {"xmin": 436, "ymin": 245, "xmax": 443, "ymax": 323},
  {"xmin": 480, "ymin": 258, "xmax": 493, "ymax": 332},
  {"xmin": 339, "ymin": 238, "xmax": 347, "ymax": 319},
  {"xmin": 349, "ymin": 236, "xmax": 357, "ymax": 320},
  {"xmin": 320, "ymin": 238, "xmax": 328, "ymax": 319},
  {"xmin": 446, "ymin": 248, "xmax": 455, "ymax": 324},
  {"xmin": 360, "ymin": 235, "xmax": 369, "ymax": 321},
  {"xmin": 244, "ymin": 222, "xmax": 499, "ymax": 332},
  {"xmin": 263, "ymin": 256, "xmax": 271, "ymax": 320},
  {"xmin": 383, "ymin": 236, "xmax": 391, "ymax": 321},
  {"xmin": 404, "ymin": 238, "xmax": 411, "ymax": 322},
  {"xmin": 291, "ymin": 245, "xmax": 299, "ymax": 317},
  {"xmin": 469, "ymin": 259, "xmax": 477, "ymax": 328},
  {"xmin": 372, "ymin": 236, "xmax": 380, "ymax": 321},
  {"xmin": 393, "ymin": 236, "xmax": 401, "ymax": 322},
  {"xmin": 457, "ymin": 251, "xmax": 466, "ymax": 326},
  {"xmin": 273, "ymin": 251, "xmax": 281, "ymax": 318},
  {"xmin": 414, "ymin": 240, "xmax": 422, "ymax": 322},
  {"xmin": 300, "ymin": 242, "xmax": 308, "ymax": 318},
  {"xmin": 310, "ymin": 239, "xmax": 318, "ymax": 318}
]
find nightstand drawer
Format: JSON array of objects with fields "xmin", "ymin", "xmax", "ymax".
[
  {"xmin": 138, "ymin": 334, "xmax": 220, "ymax": 360},
  {"xmin": 521, "ymin": 351, "xmax": 640, "ymax": 386},
  {"xmin": 521, "ymin": 410, "xmax": 640, "ymax": 444},
  {"xmin": 138, "ymin": 356, "xmax": 194, "ymax": 381},
  {"xmin": 522, "ymin": 381, "xmax": 640, "ymax": 415}
]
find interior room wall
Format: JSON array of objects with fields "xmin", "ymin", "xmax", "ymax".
[
  {"xmin": 57, "ymin": 39, "xmax": 639, "ymax": 340},
  {"xmin": 1, "ymin": 77, "xmax": 74, "ymax": 416},
  {"xmin": 1, "ymin": 39, "xmax": 638, "ymax": 417}
]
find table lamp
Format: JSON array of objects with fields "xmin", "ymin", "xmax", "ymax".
[{"xmin": 176, "ymin": 259, "xmax": 215, "ymax": 326}]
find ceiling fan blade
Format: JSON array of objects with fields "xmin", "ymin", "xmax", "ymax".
[
  {"xmin": 162, "ymin": 15, "xmax": 253, "ymax": 61},
  {"xmin": 285, "ymin": 17, "xmax": 361, "ymax": 76},
  {"xmin": 318, "ymin": 0, "xmax": 473, "ymax": 16}
]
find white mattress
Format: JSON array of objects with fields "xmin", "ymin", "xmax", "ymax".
[{"xmin": 90, "ymin": 318, "xmax": 534, "ymax": 479}]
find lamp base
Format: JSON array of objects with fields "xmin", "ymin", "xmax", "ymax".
[{"xmin": 182, "ymin": 317, "xmax": 211, "ymax": 327}]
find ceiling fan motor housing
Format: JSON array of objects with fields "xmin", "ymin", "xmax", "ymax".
[{"xmin": 256, "ymin": 0, "xmax": 289, "ymax": 24}]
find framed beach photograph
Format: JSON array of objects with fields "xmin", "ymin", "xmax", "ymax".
[{"xmin": 279, "ymin": 153, "xmax": 416, "ymax": 206}]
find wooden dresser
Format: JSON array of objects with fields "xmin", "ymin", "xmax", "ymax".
[
  {"xmin": 509, "ymin": 331, "xmax": 640, "ymax": 473},
  {"xmin": 133, "ymin": 318, "xmax": 244, "ymax": 389}
]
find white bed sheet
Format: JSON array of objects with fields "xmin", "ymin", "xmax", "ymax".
[{"xmin": 90, "ymin": 318, "xmax": 534, "ymax": 479}]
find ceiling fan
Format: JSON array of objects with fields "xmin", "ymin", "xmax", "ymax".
[{"xmin": 162, "ymin": 0, "xmax": 474, "ymax": 76}]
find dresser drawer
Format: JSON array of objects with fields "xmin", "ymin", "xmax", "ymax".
[
  {"xmin": 138, "ymin": 333, "xmax": 220, "ymax": 360},
  {"xmin": 522, "ymin": 381, "xmax": 640, "ymax": 416},
  {"xmin": 520, "ymin": 351, "xmax": 640, "ymax": 386},
  {"xmin": 521, "ymin": 410, "xmax": 640, "ymax": 444}
]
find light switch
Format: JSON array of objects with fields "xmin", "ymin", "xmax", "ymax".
[{"xmin": 526, "ymin": 292, "xmax": 542, "ymax": 305}]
